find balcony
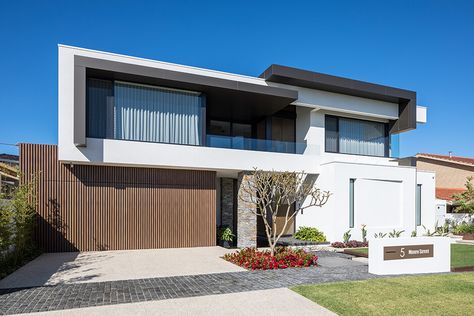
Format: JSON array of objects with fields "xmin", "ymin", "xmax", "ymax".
[
  {"xmin": 206, "ymin": 135, "xmax": 307, "ymax": 154},
  {"xmin": 61, "ymin": 137, "xmax": 320, "ymax": 174}
]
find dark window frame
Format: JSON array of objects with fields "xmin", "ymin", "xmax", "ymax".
[
  {"xmin": 324, "ymin": 114, "xmax": 390, "ymax": 158},
  {"xmin": 86, "ymin": 77, "xmax": 207, "ymax": 146}
]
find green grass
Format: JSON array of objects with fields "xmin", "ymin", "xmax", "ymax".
[
  {"xmin": 451, "ymin": 244, "xmax": 474, "ymax": 268},
  {"xmin": 344, "ymin": 244, "xmax": 474, "ymax": 268},
  {"xmin": 292, "ymin": 272, "xmax": 474, "ymax": 316},
  {"xmin": 347, "ymin": 247, "xmax": 368, "ymax": 255}
]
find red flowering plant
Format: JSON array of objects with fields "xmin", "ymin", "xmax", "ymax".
[{"xmin": 223, "ymin": 247, "xmax": 318, "ymax": 270}]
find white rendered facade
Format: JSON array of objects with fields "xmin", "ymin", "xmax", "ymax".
[{"xmin": 58, "ymin": 45, "xmax": 435, "ymax": 243}]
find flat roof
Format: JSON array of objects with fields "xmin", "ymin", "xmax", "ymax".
[
  {"xmin": 260, "ymin": 64, "xmax": 417, "ymax": 134},
  {"xmin": 61, "ymin": 45, "xmax": 417, "ymax": 133}
]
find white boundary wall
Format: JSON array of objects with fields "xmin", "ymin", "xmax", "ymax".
[{"xmin": 368, "ymin": 237, "xmax": 451, "ymax": 275}]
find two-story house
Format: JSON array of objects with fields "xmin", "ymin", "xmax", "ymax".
[{"xmin": 19, "ymin": 45, "xmax": 435, "ymax": 251}]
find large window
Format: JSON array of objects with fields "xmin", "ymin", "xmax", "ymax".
[
  {"xmin": 325, "ymin": 115, "xmax": 389, "ymax": 157},
  {"xmin": 87, "ymin": 79, "xmax": 205, "ymax": 146}
]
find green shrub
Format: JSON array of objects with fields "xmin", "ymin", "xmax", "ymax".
[
  {"xmin": 294, "ymin": 226, "xmax": 327, "ymax": 242},
  {"xmin": 453, "ymin": 223, "xmax": 474, "ymax": 235},
  {"xmin": 0, "ymin": 177, "xmax": 40, "ymax": 279},
  {"xmin": 217, "ymin": 226, "xmax": 234, "ymax": 242},
  {"xmin": 388, "ymin": 229, "xmax": 405, "ymax": 238},
  {"xmin": 0, "ymin": 200, "xmax": 14, "ymax": 252},
  {"xmin": 343, "ymin": 230, "xmax": 352, "ymax": 243}
]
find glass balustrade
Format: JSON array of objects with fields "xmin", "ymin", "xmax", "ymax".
[{"xmin": 206, "ymin": 134, "xmax": 308, "ymax": 154}]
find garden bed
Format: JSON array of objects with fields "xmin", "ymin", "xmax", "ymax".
[
  {"xmin": 276, "ymin": 236, "xmax": 330, "ymax": 246},
  {"xmin": 460, "ymin": 233, "xmax": 474, "ymax": 240},
  {"xmin": 223, "ymin": 247, "xmax": 318, "ymax": 270},
  {"xmin": 331, "ymin": 240, "xmax": 368, "ymax": 248},
  {"xmin": 451, "ymin": 265, "xmax": 474, "ymax": 272}
]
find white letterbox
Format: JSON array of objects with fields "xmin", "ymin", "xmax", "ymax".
[{"xmin": 368, "ymin": 237, "xmax": 451, "ymax": 275}]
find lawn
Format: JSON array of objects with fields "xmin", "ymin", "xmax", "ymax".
[
  {"xmin": 343, "ymin": 244, "xmax": 474, "ymax": 268},
  {"xmin": 292, "ymin": 272, "xmax": 474, "ymax": 316},
  {"xmin": 451, "ymin": 244, "xmax": 474, "ymax": 268},
  {"xmin": 345, "ymin": 247, "xmax": 368, "ymax": 256}
]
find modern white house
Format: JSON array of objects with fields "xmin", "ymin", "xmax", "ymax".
[{"xmin": 19, "ymin": 45, "xmax": 435, "ymax": 252}]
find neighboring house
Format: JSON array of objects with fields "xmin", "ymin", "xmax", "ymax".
[
  {"xmin": 399, "ymin": 153, "xmax": 474, "ymax": 214},
  {"xmin": 0, "ymin": 153, "xmax": 19, "ymax": 166},
  {"xmin": 0, "ymin": 154, "xmax": 19, "ymax": 197},
  {"xmin": 19, "ymin": 45, "xmax": 435, "ymax": 252},
  {"xmin": 0, "ymin": 163, "xmax": 19, "ymax": 197}
]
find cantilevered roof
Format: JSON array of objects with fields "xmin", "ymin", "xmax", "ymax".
[{"xmin": 260, "ymin": 64, "xmax": 417, "ymax": 134}]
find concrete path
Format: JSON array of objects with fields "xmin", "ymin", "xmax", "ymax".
[
  {"xmin": 11, "ymin": 288, "xmax": 336, "ymax": 316},
  {"xmin": 0, "ymin": 247, "xmax": 244, "ymax": 289}
]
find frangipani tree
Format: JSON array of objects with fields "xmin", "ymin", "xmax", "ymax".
[{"xmin": 239, "ymin": 168, "xmax": 330, "ymax": 256}]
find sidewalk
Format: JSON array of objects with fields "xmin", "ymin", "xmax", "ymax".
[{"xmin": 12, "ymin": 288, "xmax": 336, "ymax": 316}]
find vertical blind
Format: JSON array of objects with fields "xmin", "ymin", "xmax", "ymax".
[
  {"xmin": 339, "ymin": 118, "xmax": 386, "ymax": 156},
  {"xmin": 87, "ymin": 79, "xmax": 203, "ymax": 146},
  {"xmin": 325, "ymin": 115, "xmax": 388, "ymax": 157}
]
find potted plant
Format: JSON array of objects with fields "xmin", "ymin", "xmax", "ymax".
[{"xmin": 217, "ymin": 226, "xmax": 234, "ymax": 248}]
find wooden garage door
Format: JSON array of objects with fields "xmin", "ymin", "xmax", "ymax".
[{"xmin": 20, "ymin": 144, "xmax": 216, "ymax": 252}]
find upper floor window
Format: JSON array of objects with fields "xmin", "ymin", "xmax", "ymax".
[
  {"xmin": 325, "ymin": 115, "xmax": 389, "ymax": 157},
  {"xmin": 87, "ymin": 78, "xmax": 205, "ymax": 146}
]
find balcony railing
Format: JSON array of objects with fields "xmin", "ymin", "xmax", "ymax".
[{"xmin": 206, "ymin": 135, "xmax": 308, "ymax": 154}]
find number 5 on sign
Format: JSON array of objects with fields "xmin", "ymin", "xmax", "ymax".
[{"xmin": 400, "ymin": 247, "xmax": 405, "ymax": 258}]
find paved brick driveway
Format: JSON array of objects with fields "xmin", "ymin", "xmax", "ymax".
[{"xmin": 0, "ymin": 252, "xmax": 374, "ymax": 315}]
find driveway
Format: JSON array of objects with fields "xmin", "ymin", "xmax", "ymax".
[
  {"xmin": 0, "ymin": 247, "xmax": 244, "ymax": 289},
  {"xmin": 0, "ymin": 252, "xmax": 372, "ymax": 315}
]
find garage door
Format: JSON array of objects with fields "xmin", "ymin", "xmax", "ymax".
[{"xmin": 20, "ymin": 144, "xmax": 216, "ymax": 252}]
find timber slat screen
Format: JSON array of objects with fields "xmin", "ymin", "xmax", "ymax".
[{"xmin": 20, "ymin": 144, "xmax": 216, "ymax": 252}]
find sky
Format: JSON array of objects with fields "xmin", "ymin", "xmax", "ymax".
[{"xmin": 0, "ymin": 0, "xmax": 473, "ymax": 158}]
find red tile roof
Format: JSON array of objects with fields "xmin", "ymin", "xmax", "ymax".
[
  {"xmin": 436, "ymin": 188, "xmax": 466, "ymax": 201},
  {"xmin": 417, "ymin": 153, "xmax": 474, "ymax": 166},
  {"xmin": 0, "ymin": 153, "xmax": 19, "ymax": 161}
]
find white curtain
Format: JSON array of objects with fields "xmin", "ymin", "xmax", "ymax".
[
  {"xmin": 114, "ymin": 82, "xmax": 202, "ymax": 145},
  {"xmin": 339, "ymin": 118, "xmax": 386, "ymax": 156}
]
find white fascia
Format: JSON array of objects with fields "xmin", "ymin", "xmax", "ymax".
[
  {"xmin": 268, "ymin": 82, "xmax": 399, "ymax": 121},
  {"xmin": 58, "ymin": 44, "xmax": 268, "ymax": 85}
]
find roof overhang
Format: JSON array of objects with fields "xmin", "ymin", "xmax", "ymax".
[
  {"xmin": 61, "ymin": 45, "xmax": 300, "ymax": 146},
  {"xmin": 80, "ymin": 56, "xmax": 298, "ymax": 122},
  {"xmin": 260, "ymin": 64, "xmax": 417, "ymax": 134}
]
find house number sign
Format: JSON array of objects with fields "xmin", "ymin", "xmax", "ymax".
[{"xmin": 383, "ymin": 244, "xmax": 434, "ymax": 261}]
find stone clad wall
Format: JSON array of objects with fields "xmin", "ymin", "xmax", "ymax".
[
  {"xmin": 237, "ymin": 172, "xmax": 257, "ymax": 248},
  {"xmin": 221, "ymin": 178, "xmax": 234, "ymax": 230}
]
